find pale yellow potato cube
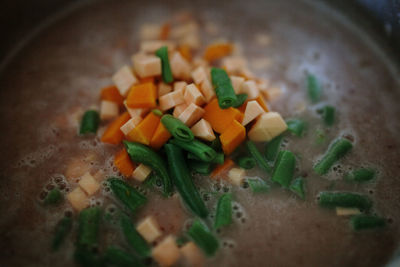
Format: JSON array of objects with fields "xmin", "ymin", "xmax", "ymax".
[
  {"xmin": 170, "ymin": 52, "xmax": 191, "ymax": 81},
  {"xmin": 240, "ymin": 80, "xmax": 259, "ymax": 100},
  {"xmin": 192, "ymin": 57, "xmax": 209, "ymax": 68},
  {"xmin": 132, "ymin": 54, "xmax": 162, "ymax": 78},
  {"xmin": 178, "ymin": 103, "xmax": 204, "ymax": 127},
  {"xmin": 120, "ymin": 116, "xmax": 143, "ymax": 136},
  {"xmin": 173, "ymin": 81, "xmax": 187, "ymax": 93},
  {"xmin": 152, "ymin": 235, "xmax": 181, "ymax": 267},
  {"xmin": 180, "ymin": 32, "xmax": 201, "ymax": 49},
  {"xmin": 112, "ymin": 65, "xmax": 138, "ymax": 96},
  {"xmin": 222, "ymin": 56, "xmax": 247, "ymax": 74},
  {"xmin": 158, "ymin": 82, "xmax": 172, "ymax": 97},
  {"xmin": 248, "ymin": 112, "xmax": 287, "ymax": 142},
  {"xmin": 173, "ymin": 103, "xmax": 188, "ymax": 117},
  {"xmin": 191, "ymin": 66, "xmax": 208, "ymax": 85},
  {"xmin": 199, "ymin": 78, "xmax": 215, "ymax": 103},
  {"xmin": 78, "ymin": 172, "xmax": 100, "ymax": 196},
  {"xmin": 159, "ymin": 90, "xmax": 185, "ymax": 111},
  {"xmin": 230, "ymin": 76, "xmax": 245, "ymax": 94},
  {"xmin": 67, "ymin": 187, "xmax": 89, "ymax": 211},
  {"xmin": 139, "ymin": 24, "xmax": 161, "ymax": 40},
  {"xmin": 184, "ymin": 83, "xmax": 205, "ymax": 106},
  {"xmin": 137, "ymin": 216, "xmax": 162, "ymax": 243},
  {"xmin": 228, "ymin": 168, "xmax": 246, "ymax": 186},
  {"xmin": 132, "ymin": 164, "xmax": 152, "ymax": 182},
  {"xmin": 336, "ymin": 207, "xmax": 362, "ymax": 216},
  {"xmin": 180, "ymin": 242, "xmax": 205, "ymax": 267},
  {"xmin": 124, "ymin": 101, "xmax": 149, "ymax": 118},
  {"xmin": 191, "ymin": 119, "xmax": 215, "ymax": 141},
  {"xmin": 100, "ymin": 100, "xmax": 119, "ymax": 121},
  {"xmin": 242, "ymin": 100, "xmax": 265, "ymax": 126},
  {"xmin": 139, "ymin": 40, "xmax": 176, "ymax": 53}
]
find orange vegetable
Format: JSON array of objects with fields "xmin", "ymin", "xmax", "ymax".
[
  {"xmin": 126, "ymin": 82, "xmax": 157, "ymax": 109},
  {"xmin": 255, "ymin": 95, "xmax": 269, "ymax": 112},
  {"xmin": 220, "ymin": 120, "xmax": 246, "ymax": 155},
  {"xmin": 203, "ymin": 43, "xmax": 233, "ymax": 62},
  {"xmin": 210, "ymin": 158, "xmax": 235, "ymax": 179},
  {"xmin": 101, "ymin": 112, "xmax": 131, "ymax": 145},
  {"xmin": 114, "ymin": 148, "xmax": 136, "ymax": 177},
  {"xmin": 127, "ymin": 112, "xmax": 160, "ymax": 145},
  {"xmin": 100, "ymin": 85, "xmax": 124, "ymax": 107},
  {"xmin": 178, "ymin": 44, "xmax": 192, "ymax": 61},
  {"xmin": 149, "ymin": 122, "xmax": 171, "ymax": 150},
  {"xmin": 203, "ymin": 98, "xmax": 244, "ymax": 134},
  {"xmin": 159, "ymin": 22, "xmax": 171, "ymax": 40}
]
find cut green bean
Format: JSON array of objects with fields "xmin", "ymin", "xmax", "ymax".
[
  {"xmin": 232, "ymin": 93, "xmax": 248, "ymax": 108},
  {"xmin": 314, "ymin": 138, "xmax": 353, "ymax": 175},
  {"xmin": 350, "ymin": 215, "xmax": 386, "ymax": 231},
  {"xmin": 247, "ymin": 178, "xmax": 271, "ymax": 193},
  {"xmin": 246, "ymin": 140, "xmax": 272, "ymax": 174},
  {"xmin": 77, "ymin": 207, "xmax": 101, "ymax": 250},
  {"xmin": 52, "ymin": 216, "xmax": 72, "ymax": 251},
  {"xmin": 187, "ymin": 219, "xmax": 219, "ymax": 257},
  {"xmin": 210, "ymin": 135, "xmax": 222, "ymax": 152},
  {"xmin": 108, "ymin": 178, "xmax": 147, "ymax": 213},
  {"xmin": 290, "ymin": 177, "xmax": 305, "ymax": 199},
  {"xmin": 161, "ymin": 114, "xmax": 194, "ymax": 142},
  {"xmin": 271, "ymin": 150, "xmax": 295, "ymax": 188},
  {"xmin": 286, "ymin": 119, "xmax": 306, "ymax": 137},
  {"xmin": 237, "ymin": 156, "xmax": 256, "ymax": 169},
  {"xmin": 307, "ymin": 73, "xmax": 322, "ymax": 103},
  {"xmin": 155, "ymin": 46, "xmax": 173, "ymax": 83},
  {"xmin": 124, "ymin": 141, "xmax": 172, "ymax": 195},
  {"xmin": 188, "ymin": 152, "xmax": 224, "ymax": 165},
  {"xmin": 318, "ymin": 192, "xmax": 372, "ymax": 210},
  {"xmin": 79, "ymin": 110, "xmax": 100, "ymax": 135},
  {"xmin": 165, "ymin": 144, "xmax": 208, "ymax": 218},
  {"xmin": 265, "ymin": 135, "xmax": 283, "ymax": 162},
  {"xmin": 214, "ymin": 193, "xmax": 232, "ymax": 229},
  {"xmin": 188, "ymin": 160, "xmax": 213, "ymax": 175},
  {"xmin": 120, "ymin": 214, "xmax": 150, "ymax": 258},
  {"xmin": 74, "ymin": 247, "xmax": 103, "ymax": 267},
  {"xmin": 321, "ymin": 105, "xmax": 335, "ymax": 126},
  {"xmin": 44, "ymin": 188, "xmax": 63, "ymax": 205},
  {"xmin": 104, "ymin": 246, "xmax": 145, "ymax": 267},
  {"xmin": 345, "ymin": 168, "xmax": 376, "ymax": 183},
  {"xmin": 170, "ymin": 138, "xmax": 217, "ymax": 163},
  {"xmin": 211, "ymin": 67, "xmax": 237, "ymax": 109},
  {"xmin": 152, "ymin": 109, "xmax": 163, "ymax": 116}
]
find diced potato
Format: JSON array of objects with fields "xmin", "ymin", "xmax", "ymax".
[
  {"xmin": 222, "ymin": 56, "xmax": 247, "ymax": 74},
  {"xmin": 78, "ymin": 172, "xmax": 100, "ymax": 196},
  {"xmin": 137, "ymin": 216, "xmax": 162, "ymax": 243},
  {"xmin": 191, "ymin": 66, "xmax": 208, "ymax": 85},
  {"xmin": 180, "ymin": 32, "xmax": 201, "ymax": 49},
  {"xmin": 140, "ymin": 24, "xmax": 161, "ymax": 40},
  {"xmin": 159, "ymin": 90, "xmax": 185, "ymax": 111},
  {"xmin": 248, "ymin": 112, "xmax": 287, "ymax": 142},
  {"xmin": 190, "ymin": 119, "xmax": 216, "ymax": 141},
  {"xmin": 124, "ymin": 101, "xmax": 149, "ymax": 118},
  {"xmin": 336, "ymin": 207, "xmax": 362, "ymax": 216},
  {"xmin": 132, "ymin": 164, "xmax": 152, "ymax": 182},
  {"xmin": 173, "ymin": 103, "xmax": 188, "ymax": 117},
  {"xmin": 170, "ymin": 51, "xmax": 191, "ymax": 81},
  {"xmin": 184, "ymin": 83, "xmax": 205, "ymax": 106},
  {"xmin": 112, "ymin": 65, "xmax": 138, "ymax": 96},
  {"xmin": 100, "ymin": 100, "xmax": 119, "ymax": 121},
  {"xmin": 230, "ymin": 76, "xmax": 245, "ymax": 94},
  {"xmin": 178, "ymin": 103, "xmax": 205, "ymax": 127},
  {"xmin": 152, "ymin": 235, "xmax": 181, "ymax": 267},
  {"xmin": 67, "ymin": 187, "xmax": 89, "ymax": 211},
  {"xmin": 120, "ymin": 116, "xmax": 143, "ymax": 136},
  {"xmin": 65, "ymin": 157, "xmax": 91, "ymax": 180},
  {"xmin": 192, "ymin": 57, "xmax": 209, "ymax": 68},
  {"xmin": 240, "ymin": 80, "xmax": 259, "ymax": 100},
  {"xmin": 198, "ymin": 78, "xmax": 215, "ymax": 103},
  {"xmin": 241, "ymin": 100, "xmax": 265, "ymax": 126},
  {"xmin": 173, "ymin": 81, "xmax": 188, "ymax": 93},
  {"xmin": 180, "ymin": 242, "xmax": 205, "ymax": 267},
  {"xmin": 170, "ymin": 22, "xmax": 198, "ymax": 39},
  {"xmin": 158, "ymin": 82, "xmax": 172, "ymax": 97},
  {"xmin": 228, "ymin": 168, "xmax": 246, "ymax": 186},
  {"xmin": 139, "ymin": 40, "xmax": 176, "ymax": 53},
  {"xmin": 240, "ymin": 68, "xmax": 256, "ymax": 80},
  {"xmin": 132, "ymin": 54, "xmax": 162, "ymax": 78}
]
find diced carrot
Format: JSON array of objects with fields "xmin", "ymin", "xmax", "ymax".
[
  {"xmin": 114, "ymin": 148, "xmax": 136, "ymax": 177},
  {"xmin": 150, "ymin": 122, "xmax": 172, "ymax": 150},
  {"xmin": 220, "ymin": 120, "xmax": 246, "ymax": 155},
  {"xmin": 159, "ymin": 22, "xmax": 171, "ymax": 40},
  {"xmin": 127, "ymin": 112, "xmax": 160, "ymax": 145},
  {"xmin": 178, "ymin": 44, "xmax": 192, "ymax": 61},
  {"xmin": 203, "ymin": 42, "xmax": 233, "ymax": 62},
  {"xmin": 203, "ymin": 98, "xmax": 244, "ymax": 134},
  {"xmin": 255, "ymin": 95, "xmax": 269, "ymax": 112},
  {"xmin": 101, "ymin": 112, "xmax": 131, "ymax": 145},
  {"xmin": 100, "ymin": 85, "xmax": 124, "ymax": 106},
  {"xmin": 126, "ymin": 82, "xmax": 157, "ymax": 109},
  {"xmin": 210, "ymin": 158, "xmax": 235, "ymax": 179}
]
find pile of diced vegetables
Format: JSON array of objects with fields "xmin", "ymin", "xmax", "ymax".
[{"xmin": 42, "ymin": 17, "xmax": 387, "ymax": 267}]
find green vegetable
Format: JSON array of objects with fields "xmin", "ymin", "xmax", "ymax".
[
  {"xmin": 307, "ymin": 73, "xmax": 322, "ymax": 103},
  {"xmin": 264, "ymin": 135, "xmax": 283, "ymax": 162},
  {"xmin": 188, "ymin": 160, "xmax": 213, "ymax": 175},
  {"xmin": 155, "ymin": 46, "xmax": 173, "ymax": 83},
  {"xmin": 104, "ymin": 246, "xmax": 145, "ymax": 267},
  {"xmin": 286, "ymin": 119, "xmax": 306, "ymax": 137},
  {"xmin": 120, "ymin": 214, "xmax": 150, "ymax": 258},
  {"xmin": 176, "ymin": 235, "xmax": 189, "ymax": 247},
  {"xmin": 161, "ymin": 114, "xmax": 194, "ymax": 142},
  {"xmin": 246, "ymin": 140, "xmax": 272, "ymax": 174},
  {"xmin": 315, "ymin": 129, "xmax": 326, "ymax": 144},
  {"xmin": 350, "ymin": 215, "xmax": 386, "ymax": 231},
  {"xmin": 232, "ymin": 93, "xmax": 248, "ymax": 108},
  {"xmin": 237, "ymin": 156, "xmax": 256, "ymax": 169},
  {"xmin": 79, "ymin": 110, "xmax": 100, "ymax": 135},
  {"xmin": 52, "ymin": 216, "xmax": 72, "ymax": 251},
  {"xmin": 247, "ymin": 178, "xmax": 271, "ymax": 193},
  {"xmin": 77, "ymin": 207, "xmax": 101, "ymax": 250},
  {"xmin": 187, "ymin": 220, "xmax": 219, "ymax": 257},
  {"xmin": 211, "ymin": 67, "xmax": 237, "ymax": 109},
  {"xmin": 170, "ymin": 138, "xmax": 217, "ymax": 163},
  {"xmin": 290, "ymin": 177, "xmax": 305, "ymax": 199},
  {"xmin": 108, "ymin": 178, "xmax": 147, "ymax": 213},
  {"xmin": 314, "ymin": 138, "xmax": 353, "ymax": 175},
  {"xmin": 74, "ymin": 247, "xmax": 103, "ymax": 267},
  {"xmin": 165, "ymin": 144, "xmax": 208, "ymax": 218},
  {"xmin": 152, "ymin": 109, "xmax": 163, "ymax": 116},
  {"xmin": 214, "ymin": 193, "xmax": 233, "ymax": 229},
  {"xmin": 318, "ymin": 192, "xmax": 372, "ymax": 210},
  {"xmin": 188, "ymin": 152, "xmax": 224, "ymax": 165},
  {"xmin": 271, "ymin": 150, "xmax": 295, "ymax": 188},
  {"xmin": 345, "ymin": 168, "xmax": 376, "ymax": 183},
  {"xmin": 44, "ymin": 188, "xmax": 63, "ymax": 205},
  {"xmin": 124, "ymin": 141, "xmax": 172, "ymax": 196},
  {"xmin": 321, "ymin": 105, "xmax": 335, "ymax": 126},
  {"xmin": 210, "ymin": 135, "xmax": 222, "ymax": 152}
]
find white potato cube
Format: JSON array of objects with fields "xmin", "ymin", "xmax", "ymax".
[
  {"xmin": 240, "ymin": 80, "xmax": 259, "ymax": 100},
  {"xmin": 152, "ymin": 235, "xmax": 180, "ymax": 267},
  {"xmin": 170, "ymin": 51, "xmax": 191, "ymax": 81},
  {"xmin": 180, "ymin": 242, "xmax": 204, "ymax": 267},
  {"xmin": 242, "ymin": 100, "xmax": 265, "ymax": 126},
  {"xmin": 228, "ymin": 168, "xmax": 246, "ymax": 186},
  {"xmin": 199, "ymin": 78, "xmax": 215, "ymax": 103},
  {"xmin": 158, "ymin": 82, "xmax": 172, "ymax": 97},
  {"xmin": 120, "ymin": 116, "xmax": 143, "ymax": 136},
  {"xmin": 248, "ymin": 112, "xmax": 287, "ymax": 142},
  {"xmin": 184, "ymin": 83, "xmax": 205, "ymax": 106},
  {"xmin": 137, "ymin": 216, "xmax": 162, "ymax": 243},
  {"xmin": 124, "ymin": 101, "xmax": 149, "ymax": 118},
  {"xmin": 230, "ymin": 76, "xmax": 245, "ymax": 94},
  {"xmin": 191, "ymin": 66, "xmax": 208, "ymax": 85},
  {"xmin": 180, "ymin": 32, "xmax": 201, "ymax": 49},
  {"xmin": 173, "ymin": 81, "xmax": 187, "ymax": 93},
  {"xmin": 132, "ymin": 54, "xmax": 162, "ymax": 78},
  {"xmin": 67, "ymin": 187, "xmax": 89, "ymax": 211},
  {"xmin": 139, "ymin": 40, "xmax": 176, "ymax": 53},
  {"xmin": 222, "ymin": 56, "xmax": 247, "ymax": 74},
  {"xmin": 159, "ymin": 90, "xmax": 185, "ymax": 111},
  {"xmin": 112, "ymin": 65, "xmax": 138, "ymax": 96},
  {"xmin": 336, "ymin": 207, "xmax": 362, "ymax": 216},
  {"xmin": 191, "ymin": 119, "xmax": 215, "ymax": 141},
  {"xmin": 132, "ymin": 164, "xmax": 152, "ymax": 182},
  {"xmin": 172, "ymin": 103, "xmax": 188, "ymax": 117},
  {"xmin": 100, "ymin": 100, "xmax": 119, "ymax": 120},
  {"xmin": 178, "ymin": 103, "xmax": 205, "ymax": 127},
  {"xmin": 78, "ymin": 172, "xmax": 100, "ymax": 196}
]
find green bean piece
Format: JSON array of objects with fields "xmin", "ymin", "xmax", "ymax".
[
  {"xmin": 345, "ymin": 168, "xmax": 376, "ymax": 183},
  {"xmin": 232, "ymin": 93, "xmax": 248, "ymax": 108},
  {"xmin": 188, "ymin": 152, "xmax": 224, "ymax": 165},
  {"xmin": 161, "ymin": 114, "xmax": 194, "ymax": 142},
  {"xmin": 108, "ymin": 178, "xmax": 147, "ymax": 213},
  {"xmin": 350, "ymin": 215, "xmax": 386, "ymax": 231},
  {"xmin": 79, "ymin": 110, "xmax": 100, "ymax": 135},
  {"xmin": 314, "ymin": 138, "xmax": 353, "ymax": 175},
  {"xmin": 246, "ymin": 140, "xmax": 272, "ymax": 174},
  {"xmin": 187, "ymin": 219, "xmax": 219, "ymax": 257},
  {"xmin": 165, "ymin": 144, "xmax": 208, "ymax": 218},
  {"xmin": 307, "ymin": 73, "xmax": 322, "ymax": 103},
  {"xmin": 264, "ymin": 135, "xmax": 283, "ymax": 162},
  {"xmin": 52, "ymin": 217, "xmax": 72, "ymax": 251},
  {"xmin": 271, "ymin": 150, "xmax": 295, "ymax": 188},
  {"xmin": 44, "ymin": 188, "xmax": 63, "ymax": 205},
  {"xmin": 77, "ymin": 207, "xmax": 101, "ymax": 250},
  {"xmin": 120, "ymin": 214, "xmax": 150, "ymax": 258},
  {"xmin": 214, "ymin": 193, "xmax": 233, "ymax": 229},
  {"xmin": 170, "ymin": 138, "xmax": 217, "ymax": 163},
  {"xmin": 286, "ymin": 119, "xmax": 306, "ymax": 137},
  {"xmin": 321, "ymin": 105, "xmax": 335, "ymax": 126},
  {"xmin": 104, "ymin": 246, "xmax": 146, "ymax": 267},
  {"xmin": 152, "ymin": 109, "xmax": 163, "ymax": 116},
  {"xmin": 155, "ymin": 46, "xmax": 173, "ymax": 83},
  {"xmin": 211, "ymin": 67, "xmax": 237, "ymax": 109},
  {"xmin": 74, "ymin": 247, "xmax": 103, "ymax": 267},
  {"xmin": 290, "ymin": 177, "xmax": 305, "ymax": 199},
  {"xmin": 318, "ymin": 192, "xmax": 372, "ymax": 210},
  {"xmin": 237, "ymin": 156, "xmax": 256, "ymax": 169},
  {"xmin": 124, "ymin": 141, "xmax": 172, "ymax": 195},
  {"xmin": 210, "ymin": 135, "xmax": 222, "ymax": 152},
  {"xmin": 247, "ymin": 178, "xmax": 271, "ymax": 193},
  {"xmin": 188, "ymin": 160, "xmax": 213, "ymax": 175}
]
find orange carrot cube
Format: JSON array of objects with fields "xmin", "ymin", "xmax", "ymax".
[
  {"xmin": 220, "ymin": 120, "xmax": 246, "ymax": 155},
  {"xmin": 114, "ymin": 148, "xmax": 136, "ymax": 177},
  {"xmin": 203, "ymin": 98, "xmax": 244, "ymax": 133},
  {"xmin": 100, "ymin": 85, "xmax": 124, "ymax": 107},
  {"xmin": 126, "ymin": 82, "xmax": 157, "ymax": 109},
  {"xmin": 210, "ymin": 158, "xmax": 235, "ymax": 179},
  {"xmin": 204, "ymin": 42, "xmax": 234, "ymax": 62},
  {"xmin": 150, "ymin": 122, "xmax": 172, "ymax": 150},
  {"xmin": 101, "ymin": 112, "xmax": 131, "ymax": 145},
  {"xmin": 127, "ymin": 112, "xmax": 160, "ymax": 145}
]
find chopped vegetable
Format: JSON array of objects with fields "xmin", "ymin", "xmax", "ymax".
[
  {"xmin": 77, "ymin": 207, "xmax": 101, "ymax": 250},
  {"xmin": 126, "ymin": 82, "xmax": 157, "ymax": 109},
  {"xmin": 248, "ymin": 112, "xmax": 287, "ymax": 142},
  {"xmin": 233, "ymin": 93, "xmax": 248, "ymax": 108},
  {"xmin": 210, "ymin": 135, "xmax": 222, "ymax": 152},
  {"xmin": 214, "ymin": 193, "xmax": 233, "ymax": 229},
  {"xmin": 165, "ymin": 144, "xmax": 208, "ymax": 218},
  {"xmin": 132, "ymin": 54, "xmax": 161, "ymax": 78},
  {"xmin": 228, "ymin": 168, "xmax": 246, "ymax": 186},
  {"xmin": 52, "ymin": 216, "xmax": 72, "ymax": 251},
  {"xmin": 345, "ymin": 168, "xmax": 376, "ymax": 183},
  {"xmin": 336, "ymin": 207, "xmax": 361, "ymax": 216},
  {"xmin": 254, "ymin": 95, "xmax": 269, "ymax": 112},
  {"xmin": 246, "ymin": 140, "xmax": 272, "ymax": 174},
  {"xmin": 156, "ymin": 46, "xmax": 174, "ymax": 83},
  {"xmin": 211, "ymin": 67, "xmax": 237, "ymax": 109},
  {"xmin": 108, "ymin": 178, "xmax": 147, "ymax": 212},
  {"xmin": 241, "ymin": 100, "xmax": 264, "ymax": 126},
  {"xmin": 184, "ymin": 83, "xmax": 206, "ymax": 106},
  {"xmin": 203, "ymin": 99, "xmax": 244, "ymax": 134},
  {"xmin": 44, "ymin": 188, "xmax": 63, "ymax": 205},
  {"xmin": 237, "ymin": 156, "xmax": 256, "ymax": 169},
  {"xmin": 170, "ymin": 138, "xmax": 217, "ymax": 163},
  {"xmin": 187, "ymin": 220, "xmax": 219, "ymax": 257},
  {"xmin": 104, "ymin": 246, "xmax": 146, "ymax": 267},
  {"xmin": 271, "ymin": 150, "xmax": 295, "ymax": 188},
  {"xmin": 100, "ymin": 85, "xmax": 124, "ymax": 107},
  {"xmin": 67, "ymin": 187, "xmax": 89, "ymax": 211},
  {"xmin": 152, "ymin": 235, "xmax": 181, "ymax": 267},
  {"xmin": 190, "ymin": 118, "xmax": 216, "ymax": 142},
  {"xmin": 127, "ymin": 112, "xmax": 161, "ymax": 145},
  {"xmin": 199, "ymin": 78, "xmax": 216, "ymax": 102},
  {"xmin": 120, "ymin": 214, "xmax": 150, "ymax": 258},
  {"xmin": 321, "ymin": 105, "xmax": 335, "ymax": 126},
  {"xmin": 120, "ymin": 116, "xmax": 143, "ymax": 136},
  {"xmin": 132, "ymin": 164, "xmax": 152, "ymax": 182},
  {"xmin": 350, "ymin": 215, "xmax": 386, "ymax": 231},
  {"xmin": 289, "ymin": 177, "xmax": 305, "ymax": 199},
  {"xmin": 101, "ymin": 112, "xmax": 131, "ymax": 145},
  {"xmin": 189, "ymin": 160, "xmax": 213, "ymax": 175},
  {"xmin": 220, "ymin": 120, "xmax": 246, "ymax": 155},
  {"xmin": 161, "ymin": 114, "xmax": 194, "ymax": 142},
  {"xmin": 306, "ymin": 73, "xmax": 322, "ymax": 103},
  {"xmin": 149, "ymin": 121, "xmax": 172, "ymax": 150},
  {"xmin": 159, "ymin": 90, "xmax": 185, "ymax": 111},
  {"xmin": 204, "ymin": 42, "xmax": 233, "ymax": 62},
  {"xmin": 180, "ymin": 242, "xmax": 205, "ymax": 267},
  {"xmin": 247, "ymin": 178, "xmax": 271, "ymax": 193},
  {"xmin": 286, "ymin": 119, "xmax": 306, "ymax": 137},
  {"xmin": 230, "ymin": 76, "xmax": 245, "ymax": 94},
  {"xmin": 78, "ymin": 172, "xmax": 100, "ymax": 196},
  {"xmin": 158, "ymin": 82, "xmax": 173, "ymax": 97},
  {"xmin": 188, "ymin": 152, "xmax": 224, "ymax": 165},
  {"xmin": 239, "ymin": 80, "xmax": 259, "ymax": 100},
  {"xmin": 100, "ymin": 100, "xmax": 119, "ymax": 120},
  {"xmin": 264, "ymin": 135, "xmax": 283, "ymax": 162},
  {"xmin": 178, "ymin": 44, "xmax": 192, "ymax": 61},
  {"xmin": 112, "ymin": 65, "xmax": 138, "ymax": 96},
  {"xmin": 210, "ymin": 158, "xmax": 235, "ymax": 178},
  {"xmin": 177, "ymin": 103, "xmax": 205, "ymax": 127},
  {"xmin": 114, "ymin": 148, "xmax": 136, "ymax": 177},
  {"xmin": 79, "ymin": 110, "xmax": 100, "ymax": 135},
  {"xmin": 318, "ymin": 192, "xmax": 372, "ymax": 210},
  {"xmin": 314, "ymin": 138, "xmax": 353, "ymax": 175},
  {"xmin": 136, "ymin": 216, "xmax": 162, "ymax": 243}
]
